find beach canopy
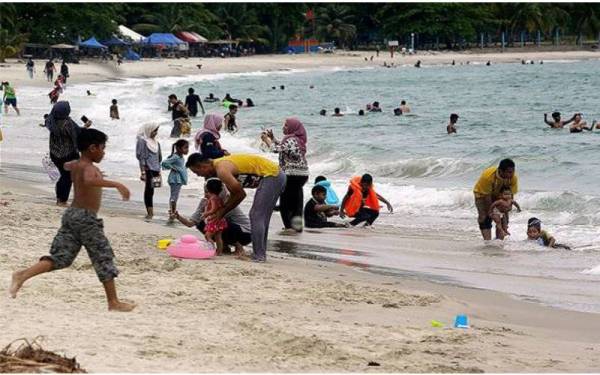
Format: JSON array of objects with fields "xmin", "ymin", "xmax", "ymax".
[
  {"xmin": 79, "ymin": 37, "xmax": 107, "ymax": 49},
  {"xmin": 176, "ymin": 31, "xmax": 208, "ymax": 44},
  {"xmin": 50, "ymin": 43, "xmax": 77, "ymax": 49},
  {"xmin": 118, "ymin": 25, "xmax": 145, "ymax": 43},
  {"xmin": 208, "ymin": 39, "xmax": 237, "ymax": 45},
  {"xmin": 143, "ymin": 33, "xmax": 186, "ymax": 47},
  {"xmin": 102, "ymin": 36, "xmax": 130, "ymax": 47},
  {"xmin": 124, "ymin": 48, "xmax": 140, "ymax": 61}
]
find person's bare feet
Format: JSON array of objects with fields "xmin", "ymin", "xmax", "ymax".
[
  {"xmin": 108, "ymin": 300, "xmax": 136, "ymax": 312},
  {"xmin": 56, "ymin": 201, "xmax": 68, "ymax": 207},
  {"xmin": 9, "ymin": 271, "xmax": 25, "ymax": 298}
]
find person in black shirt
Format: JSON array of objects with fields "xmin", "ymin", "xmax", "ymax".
[
  {"xmin": 60, "ymin": 61, "xmax": 69, "ymax": 84},
  {"xmin": 304, "ymin": 185, "xmax": 347, "ymax": 228},
  {"xmin": 185, "ymin": 88, "xmax": 205, "ymax": 117}
]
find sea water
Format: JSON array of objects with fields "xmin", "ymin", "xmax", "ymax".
[{"xmin": 2, "ymin": 59, "xmax": 600, "ymax": 312}]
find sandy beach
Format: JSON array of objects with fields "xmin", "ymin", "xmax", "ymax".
[
  {"xmin": 2, "ymin": 50, "xmax": 600, "ymax": 372},
  {"xmin": 1, "ymin": 49, "xmax": 599, "ymax": 88},
  {"xmin": 1, "ymin": 176, "xmax": 600, "ymax": 372}
]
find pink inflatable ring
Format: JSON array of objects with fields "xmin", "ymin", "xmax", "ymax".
[{"xmin": 167, "ymin": 235, "xmax": 215, "ymax": 259}]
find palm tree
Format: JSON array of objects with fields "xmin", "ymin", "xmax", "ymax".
[
  {"xmin": 569, "ymin": 3, "xmax": 600, "ymax": 44},
  {"xmin": 0, "ymin": 3, "xmax": 27, "ymax": 62},
  {"xmin": 131, "ymin": 4, "xmax": 215, "ymax": 36},
  {"xmin": 211, "ymin": 4, "xmax": 268, "ymax": 44},
  {"xmin": 315, "ymin": 4, "xmax": 357, "ymax": 49}
]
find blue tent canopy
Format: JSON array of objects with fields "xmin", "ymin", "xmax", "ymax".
[
  {"xmin": 143, "ymin": 33, "xmax": 186, "ymax": 47},
  {"xmin": 102, "ymin": 36, "xmax": 131, "ymax": 47},
  {"xmin": 79, "ymin": 37, "xmax": 108, "ymax": 49},
  {"xmin": 124, "ymin": 48, "xmax": 140, "ymax": 61}
]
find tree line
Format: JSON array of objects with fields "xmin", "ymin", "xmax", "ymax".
[{"xmin": 1, "ymin": 3, "xmax": 600, "ymax": 58}]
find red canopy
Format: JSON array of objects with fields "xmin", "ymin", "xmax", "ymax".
[{"xmin": 176, "ymin": 32, "xmax": 204, "ymax": 43}]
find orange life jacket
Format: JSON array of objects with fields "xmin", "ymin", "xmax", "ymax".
[{"xmin": 343, "ymin": 176, "xmax": 379, "ymax": 217}]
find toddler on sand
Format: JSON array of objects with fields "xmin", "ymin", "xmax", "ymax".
[
  {"xmin": 161, "ymin": 139, "xmax": 189, "ymax": 224},
  {"xmin": 202, "ymin": 179, "xmax": 228, "ymax": 255}
]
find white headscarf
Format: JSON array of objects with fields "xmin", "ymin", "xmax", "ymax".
[{"xmin": 137, "ymin": 124, "xmax": 160, "ymax": 153}]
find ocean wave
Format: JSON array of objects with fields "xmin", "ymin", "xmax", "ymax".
[{"xmin": 369, "ymin": 157, "xmax": 478, "ymax": 178}]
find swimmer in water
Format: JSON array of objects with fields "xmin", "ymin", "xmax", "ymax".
[
  {"xmin": 369, "ymin": 102, "xmax": 382, "ymax": 112},
  {"xmin": 393, "ymin": 108, "xmax": 402, "ymax": 116},
  {"xmin": 319, "ymin": 109, "xmax": 327, "ymax": 116},
  {"xmin": 569, "ymin": 113, "xmax": 593, "ymax": 133},
  {"xmin": 526, "ymin": 217, "xmax": 571, "ymax": 250},
  {"xmin": 333, "ymin": 108, "xmax": 344, "ymax": 117},
  {"xmin": 358, "ymin": 109, "xmax": 365, "ymax": 116},
  {"xmin": 447, "ymin": 113, "xmax": 459, "ymax": 134},
  {"xmin": 399, "ymin": 100, "xmax": 411, "ymax": 113},
  {"xmin": 204, "ymin": 93, "xmax": 219, "ymax": 102},
  {"xmin": 544, "ymin": 112, "xmax": 577, "ymax": 129},
  {"xmin": 415, "ymin": 60, "xmax": 421, "ymax": 68}
]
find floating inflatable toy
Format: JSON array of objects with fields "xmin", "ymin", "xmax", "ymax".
[{"xmin": 167, "ymin": 235, "xmax": 215, "ymax": 259}]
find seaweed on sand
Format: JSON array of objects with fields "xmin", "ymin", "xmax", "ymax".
[{"xmin": 0, "ymin": 337, "xmax": 86, "ymax": 373}]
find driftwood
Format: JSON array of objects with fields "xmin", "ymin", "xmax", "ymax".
[{"xmin": 0, "ymin": 337, "xmax": 86, "ymax": 373}]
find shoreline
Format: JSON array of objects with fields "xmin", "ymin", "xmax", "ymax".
[
  {"xmin": 1, "ymin": 49, "xmax": 599, "ymax": 88},
  {"xmin": 1, "ymin": 175, "xmax": 600, "ymax": 371}
]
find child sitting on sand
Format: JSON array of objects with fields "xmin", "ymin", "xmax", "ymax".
[
  {"xmin": 488, "ymin": 187, "xmax": 521, "ymax": 237},
  {"xmin": 340, "ymin": 174, "xmax": 393, "ymax": 227},
  {"xmin": 202, "ymin": 179, "xmax": 228, "ymax": 255},
  {"xmin": 10, "ymin": 128, "xmax": 135, "ymax": 312},
  {"xmin": 304, "ymin": 185, "xmax": 348, "ymax": 228},
  {"xmin": 161, "ymin": 139, "xmax": 189, "ymax": 224},
  {"xmin": 110, "ymin": 99, "xmax": 120, "ymax": 120},
  {"xmin": 314, "ymin": 175, "xmax": 340, "ymax": 206},
  {"xmin": 526, "ymin": 217, "xmax": 571, "ymax": 250}
]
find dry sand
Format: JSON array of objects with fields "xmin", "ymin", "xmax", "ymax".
[
  {"xmin": 1, "ymin": 49, "xmax": 599, "ymax": 88},
  {"xmin": 1, "ymin": 177, "xmax": 600, "ymax": 372}
]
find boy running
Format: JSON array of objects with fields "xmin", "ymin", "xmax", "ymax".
[{"xmin": 9, "ymin": 128, "xmax": 135, "ymax": 312}]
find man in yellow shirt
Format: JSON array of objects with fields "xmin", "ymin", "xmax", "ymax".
[
  {"xmin": 186, "ymin": 153, "xmax": 286, "ymax": 262},
  {"xmin": 473, "ymin": 158, "xmax": 518, "ymax": 240}
]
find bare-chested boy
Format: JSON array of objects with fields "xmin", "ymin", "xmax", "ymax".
[
  {"xmin": 544, "ymin": 112, "xmax": 576, "ymax": 129},
  {"xmin": 9, "ymin": 128, "xmax": 135, "ymax": 312}
]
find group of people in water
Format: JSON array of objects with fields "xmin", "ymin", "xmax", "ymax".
[
  {"xmin": 320, "ymin": 100, "xmax": 412, "ymax": 117},
  {"xmin": 6, "ymin": 64, "xmax": 580, "ymax": 313}
]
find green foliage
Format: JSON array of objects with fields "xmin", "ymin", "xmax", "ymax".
[
  {"xmin": 0, "ymin": 3, "xmax": 28, "ymax": 62},
  {"xmin": 2, "ymin": 2, "xmax": 600, "ymax": 54},
  {"xmin": 315, "ymin": 4, "xmax": 357, "ymax": 48}
]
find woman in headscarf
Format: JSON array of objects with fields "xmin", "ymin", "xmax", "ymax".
[
  {"xmin": 261, "ymin": 117, "xmax": 309, "ymax": 233},
  {"xmin": 136, "ymin": 124, "xmax": 162, "ymax": 221},
  {"xmin": 193, "ymin": 113, "xmax": 229, "ymax": 158},
  {"xmin": 44, "ymin": 101, "xmax": 91, "ymax": 206}
]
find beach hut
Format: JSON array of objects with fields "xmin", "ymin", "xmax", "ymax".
[
  {"xmin": 123, "ymin": 48, "xmax": 140, "ymax": 61},
  {"xmin": 79, "ymin": 37, "xmax": 108, "ymax": 49},
  {"xmin": 102, "ymin": 36, "xmax": 130, "ymax": 47},
  {"xmin": 118, "ymin": 25, "xmax": 145, "ymax": 44},
  {"xmin": 175, "ymin": 31, "xmax": 208, "ymax": 56},
  {"xmin": 142, "ymin": 33, "xmax": 188, "ymax": 57}
]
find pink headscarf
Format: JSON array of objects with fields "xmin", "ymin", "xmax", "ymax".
[
  {"xmin": 194, "ymin": 113, "xmax": 223, "ymax": 150},
  {"xmin": 282, "ymin": 117, "xmax": 307, "ymax": 154}
]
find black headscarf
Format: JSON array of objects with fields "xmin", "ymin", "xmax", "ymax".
[{"xmin": 45, "ymin": 101, "xmax": 80, "ymax": 158}]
